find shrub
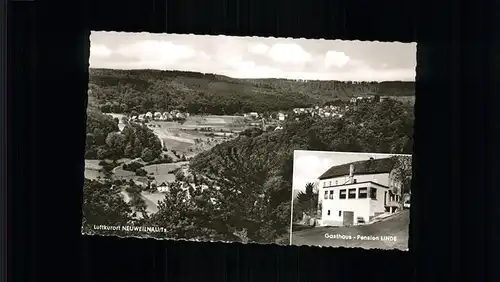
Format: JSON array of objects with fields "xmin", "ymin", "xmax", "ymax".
[
  {"xmin": 135, "ymin": 168, "xmax": 147, "ymax": 177},
  {"xmin": 123, "ymin": 161, "xmax": 144, "ymax": 172},
  {"xmin": 125, "ymin": 186, "xmax": 141, "ymax": 194}
]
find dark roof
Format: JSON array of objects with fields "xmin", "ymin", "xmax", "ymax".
[{"xmin": 318, "ymin": 157, "xmax": 395, "ymax": 180}]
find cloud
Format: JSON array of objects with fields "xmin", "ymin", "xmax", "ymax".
[
  {"xmin": 324, "ymin": 50, "xmax": 351, "ymax": 69},
  {"xmin": 248, "ymin": 43, "xmax": 270, "ymax": 55},
  {"xmin": 90, "ymin": 44, "xmax": 112, "ymax": 57},
  {"xmin": 89, "ymin": 32, "xmax": 416, "ymax": 81},
  {"xmin": 267, "ymin": 43, "xmax": 313, "ymax": 64},
  {"xmin": 116, "ymin": 40, "xmax": 197, "ymax": 63}
]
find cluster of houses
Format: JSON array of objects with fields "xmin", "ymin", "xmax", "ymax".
[
  {"xmin": 245, "ymin": 112, "xmax": 287, "ymax": 121},
  {"xmin": 349, "ymin": 95, "xmax": 392, "ymax": 104},
  {"xmin": 242, "ymin": 94, "xmax": 398, "ymax": 127},
  {"xmin": 129, "ymin": 110, "xmax": 190, "ymax": 122}
]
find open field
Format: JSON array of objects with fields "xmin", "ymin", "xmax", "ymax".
[
  {"xmin": 289, "ymin": 210, "xmax": 409, "ymax": 250},
  {"xmin": 141, "ymin": 191, "xmax": 166, "ymax": 207},
  {"xmin": 84, "ymin": 160, "xmax": 105, "ymax": 180},
  {"xmin": 85, "ymin": 159, "xmax": 103, "ymax": 170},
  {"xmin": 141, "ymin": 194, "xmax": 160, "ymax": 214},
  {"xmin": 113, "ymin": 166, "xmax": 136, "ymax": 178},
  {"xmin": 121, "ymin": 190, "xmax": 160, "ymax": 214},
  {"xmin": 162, "ymin": 138, "xmax": 193, "ymax": 152},
  {"xmin": 145, "ymin": 116, "xmax": 246, "ymax": 156}
]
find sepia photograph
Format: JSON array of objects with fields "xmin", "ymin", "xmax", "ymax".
[
  {"xmin": 82, "ymin": 31, "xmax": 415, "ymax": 246},
  {"xmin": 290, "ymin": 150, "xmax": 411, "ymax": 250}
]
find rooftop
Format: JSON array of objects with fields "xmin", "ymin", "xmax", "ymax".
[{"xmin": 318, "ymin": 157, "xmax": 395, "ymax": 180}]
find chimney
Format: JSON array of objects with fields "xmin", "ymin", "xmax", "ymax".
[{"xmin": 349, "ymin": 164, "xmax": 354, "ymax": 183}]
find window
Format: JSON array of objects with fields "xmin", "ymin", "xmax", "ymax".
[
  {"xmin": 329, "ymin": 190, "xmax": 334, "ymax": 199},
  {"xmin": 370, "ymin": 188, "xmax": 377, "ymax": 200},
  {"xmin": 348, "ymin": 189, "xmax": 357, "ymax": 199},
  {"xmin": 353, "ymin": 179, "xmax": 357, "ymax": 183},
  {"xmin": 324, "ymin": 190, "xmax": 328, "ymax": 199},
  {"xmin": 338, "ymin": 211, "xmax": 342, "ymax": 216},
  {"xmin": 327, "ymin": 210, "xmax": 331, "ymax": 216},
  {"xmin": 329, "ymin": 181, "xmax": 332, "ymax": 186},
  {"xmin": 323, "ymin": 181, "xmax": 326, "ymax": 187},
  {"xmin": 335, "ymin": 180, "xmax": 338, "ymax": 185},
  {"xmin": 358, "ymin": 187, "xmax": 368, "ymax": 199},
  {"xmin": 339, "ymin": 189, "xmax": 347, "ymax": 199}
]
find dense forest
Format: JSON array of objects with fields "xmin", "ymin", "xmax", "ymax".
[{"xmin": 88, "ymin": 68, "xmax": 415, "ymax": 115}]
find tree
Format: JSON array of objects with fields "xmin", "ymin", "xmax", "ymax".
[
  {"xmin": 390, "ymin": 155, "xmax": 412, "ymax": 210},
  {"xmin": 147, "ymin": 181, "xmax": 231, "ymax": 241},
  {"xmin": 294, "ymin": 182, "xmax": 319, "ymax": 223},
  {"xmin": 105, "ymin": 132, "xmax": 126, "ymax": 159},
  {"xmin": 135, "ymin": 168, "xmax": 147, "ymax": 177},
  {"xmin": 141, "ymin": 147, "xmax": 155, "ymax": 162}
]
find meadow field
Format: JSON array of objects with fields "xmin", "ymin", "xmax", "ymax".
[{"xmin": 146, "ymin": 115, "xmax": 252, "ymax": 158}]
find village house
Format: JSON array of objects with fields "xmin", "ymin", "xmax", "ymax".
[
  {"xmin": 153, "ymin": 112, "xmax": 162, "ymax": 120},
  {"xmin": 138, "ymin": 114, "xmax": 145, "ymax": 121},
  {"xmin": 277, "ymin": 112, "xmax": 286, "ymax": 121},
  {"xmin": 317, "ymin": 157, "xmax": 403, "ymax": 227},
  {"xmin": 145, "ymin": 112, "xmax": 153, "ymax": 119}
]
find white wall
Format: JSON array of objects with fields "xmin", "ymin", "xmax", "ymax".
[
  {"xmin": 321, "ymin": 195, "xmax": 372, "ymax": 226},
  {"xmin": 369, "ymin": 188, "xmax": 388, "ymax": 215}
]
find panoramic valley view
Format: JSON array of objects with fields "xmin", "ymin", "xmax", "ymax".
[{"xmin": 82, "ymin": 32, "xmax": 415, "ymax": 245}]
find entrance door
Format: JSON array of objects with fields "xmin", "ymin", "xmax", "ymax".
[{"xmin": 342, "ymin": 211, "xmax": 354, "ymax": 226}]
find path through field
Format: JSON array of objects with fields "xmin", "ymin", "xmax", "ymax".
[{"xmin": 291, "ymin": 210, "xmax": 409, "ymax": 250}]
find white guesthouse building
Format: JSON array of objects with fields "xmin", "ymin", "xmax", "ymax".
[{"xmin": 317, "ymin": 157, "xmax": 403, "ymax": 227}]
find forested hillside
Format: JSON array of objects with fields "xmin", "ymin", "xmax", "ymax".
[{"xmin": 88, "ymin": 68, "xmax": 415, "ymax": 115}]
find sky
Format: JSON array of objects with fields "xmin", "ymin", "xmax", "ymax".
[
  {"xmin": 89, "ymin": 31, "xmax": 416, "ymax": 82},
  {"xmin": 292, "ymin": 151, "xmax": 411, "ymax": 193}
]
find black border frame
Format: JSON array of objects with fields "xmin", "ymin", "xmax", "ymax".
[{"xmin": 6, "ymin": 0, "xmax": 498, "ymax": 281}]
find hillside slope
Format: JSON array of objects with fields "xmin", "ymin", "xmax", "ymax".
[{"xmin": 88, "ymin": 68, "xmax": 415, "ymax": 115}]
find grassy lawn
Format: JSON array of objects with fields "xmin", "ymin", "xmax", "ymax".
[
  {"xmin": 84, "ymin": 160, "xmax": 105, "ymax": 180},
  {"xmin": 162, "ymin": 138, "xmax": 193, "ymax": 152},
  {"xmin": 140, "ymin": 191, "xmax": 166, "ymax": 214},
  {"xmin": 113, "ymin": 166, "xmax": 136, "ymax": 178},
  {"xmin": 290, "ymin": 210, "xmax": 409, "ymax": 250},
  {"xmin": 143, "ymin": 163, "xmax": 185, "ymax": 174},
  {"xmin": 85, "ymin": 159, "xmax": 102, "ymax": 170},
  {"xmin": 84, "ymin": 169, "xmax": 105, "ymax": 180}
]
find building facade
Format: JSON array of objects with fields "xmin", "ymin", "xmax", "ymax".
[{"xmin": 317, "ymin": 157, "xmax": 403, "ymax": 227}]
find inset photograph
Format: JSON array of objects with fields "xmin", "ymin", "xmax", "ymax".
[{"xmin": 290, "ymin": 150, "xmax": 411, "ymax": 250}]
